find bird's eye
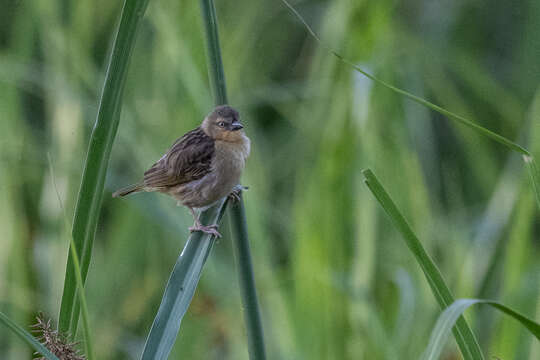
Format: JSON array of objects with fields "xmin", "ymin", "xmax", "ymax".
[{"xmin": 218, "ymin": 121, "xmax": 226, "ymax": 127}]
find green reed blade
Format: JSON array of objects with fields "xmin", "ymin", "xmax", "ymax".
[
  {"xmin": 200, "ymin": 0, "xmax": 267, "ymax": 358},
  {"xmin": 422, "ymin": 299, "xmax": 539, "ymax": 360},
  {"xmin": 362, "ymin": 169, "xmax": 484, "ymax": 360},
  {"xmin": 58, "ymin": 0, "xmax": 150, "ymax": 336},
  {"xmin": 0, "ymin": 311, "xmax": 60, "ymax": 360},
  {"xmin": 229, "ymin": 195, "xmax": 267, "ymax": 360},
  {"xmin": 524, "ymin": 155, "xmax": 540, "ymax": 209},
  {"xmin": 48, "ymin": 154, "xmax": 94, "ymax": 359},
  {"xmin": 140, "ymin": 199, "xmax": 228, "ymax": 360},
  {"xmin": 279, "ymin": 0, "xmax": 529, "ymax": 156}
]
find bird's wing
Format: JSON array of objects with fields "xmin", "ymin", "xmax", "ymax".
[{"xmin": 143, "ymin": 127, "xmax": 215, "ymax": 189}]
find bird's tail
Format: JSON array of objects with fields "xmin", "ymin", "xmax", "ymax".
[{"xmin": 112, "ymin": 182, "xmax": 145, "ymax": 198}]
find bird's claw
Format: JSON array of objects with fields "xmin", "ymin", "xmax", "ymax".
[
  {"xmin": 189, "ymin": 223, "xmax": 222, "ymax": 238},
  {"xmin": 229, "ymin": 185, "xmax": 249, "ymax": 202}
]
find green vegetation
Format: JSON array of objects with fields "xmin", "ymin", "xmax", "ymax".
[
  {"xmin": 363, "ymin": 169, "xmax": 483, "ymax": 360},
  {"xmin": 0, "ymin": 312, "xmax": 59, "ymax": 360},
  {"xmin": 363, "ymin": 169, "xmax": 539, "ymax": 359},
  {"xmin": 422, "ymin": 299, "xmax": 540, "ymax": 360},
  {"xmin": 0, "ymin": 0, "xmax": 538, "ymax": 359}
]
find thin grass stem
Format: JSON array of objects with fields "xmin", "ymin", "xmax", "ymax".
[
  {"xmin": 58, "ymin": 0, "xmax": 150, "ymax": 336},
  {"xmin": 229, "ymin": 197, "xmax": 267, "ymax": 359},
  {"xmin": 199, "ymin": 0, "xmax": 267, "ymax": 358},
  {"xmin": 48, "ymin": 154, "xmax": 94, "ymax": 360}
]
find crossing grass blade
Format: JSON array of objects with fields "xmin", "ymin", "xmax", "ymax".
[
  {"xmin": 422, "ymin": 299, "xmax": 540, "ymax": 360},
  {"xmin": 58, "ymin": 0, "xmax": 150, "ymax": 336},
  {"xmin": 279, "ymin": 0, "xmax": 529, "ymax": 155},
  {"xmin": 140, "ymin": 199, "xmax": 228, "ymax": 360},
  {"xmin": 0, "ymin": 311, "xmax": 60, "ymax": 360},
  {"xmin": 362, "ymin": 169, "xmax": 484, "ymax": 360},
  {"xmin": 280, "ymin": 0, "xmax": 540, "ymax": 206}
]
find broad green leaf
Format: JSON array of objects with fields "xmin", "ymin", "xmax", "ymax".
[
  {"xmin": 422, "ymin": 299, "xmax": 540, "ymax": 360},
  {"xmin": 141, "ymin": 199, "xmax": 228, "ymax": 359}
]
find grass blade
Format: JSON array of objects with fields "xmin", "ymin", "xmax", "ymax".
[
  {"xmin": 524, "ymin": 155, "xmax": 540, "ymax": 209},
  {"xmin": 58, "ymin": 0, "xmax": 150, "ymax": 336},
  {"xmin": 48, "ymin": 154, "xmax": 94, "ymax": 360},
  {"xmin": 141, "ymin": 0, "xmax": 266, "ymax": 358},
  {"xmin": 281, "ymin": 0, "xmax": 540, "ymax": 208},
  {"xmin": 422, "ymin": 299, "xmax": 540, "ymax": 360},
  {"xmin": 279, "ymin": 0, "xmax": 529, "ymax": 156},
  {"xmin": 199, "ymin": 0, "xmax": 227, "ymax": 105},
  {"xmin": 0, "ymin": 311, "xmax": 60, "ymax": 360},
  {"xmin": 140, "ymin": 199, "xmax": 228, "ymax": 360},
  {"xmin": 199, "ymin": 0, "xmax": 267, "ymax": 358},
  {"xmin": 229, "ymin": 196, "xmax": 267, "ymax": 360},
  {"xmin": 362, "ymin": 169, "xmax": 484, "ymax": 360}
]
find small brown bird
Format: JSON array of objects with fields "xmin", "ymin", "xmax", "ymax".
[{"xmin": 112, "ymin": 105, "xmax": 250, "ymax": 237}]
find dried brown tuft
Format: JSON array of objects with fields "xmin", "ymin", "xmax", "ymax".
[{"xmin": 31, "ymin": 313, "xmax": 86, "ymax": 360}]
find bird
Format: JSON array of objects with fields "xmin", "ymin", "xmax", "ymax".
[{"xmin": 112, "ymin": 105, "xmax": 250, "ymax": 238}]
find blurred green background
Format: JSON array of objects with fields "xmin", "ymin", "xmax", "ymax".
[{"xmin": 0, "ymin": 0, "xmax": 539, "ymax": 358}]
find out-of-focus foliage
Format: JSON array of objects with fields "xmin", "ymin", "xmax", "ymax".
[{"xmin": 0, "ymin": 0, "xmax": 538, "ymax": 359}]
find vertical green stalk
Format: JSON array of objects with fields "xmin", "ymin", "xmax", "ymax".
[
  {"xmin": 199, "ymin": 0, "xmax": 267, "ymax": 358},
  {"xmin": 199, "ymin": 0, "xmax": 227, "ymax": 105},
  {"xmin": 229, "ymin": 197, "xmax": 267, "ymax": 359},
  {"xmin": 58, "ymin": 0, "xmax": 150, "ymax": 335},
  {"xmin": 48, "ymin": 155, "xmax": 94, "ymax": 359},
  {"xmin": 141, "ymin": 2, "xmax": 266, "ymax": 358}
]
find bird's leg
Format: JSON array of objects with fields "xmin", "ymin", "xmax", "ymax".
[
  {"xmin": 188, "ymin": 207, "xmax": 222, "ymax": 238},
  {"xmin": 228, "ymin": 184, "xmax": 249, "ymax": 202}
]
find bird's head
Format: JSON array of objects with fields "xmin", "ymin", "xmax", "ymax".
[{"xmin": 202, "ymin": 105, "xmax": 245, "ymax": 142}]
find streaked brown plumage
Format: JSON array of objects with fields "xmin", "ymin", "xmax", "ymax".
[{"xmin": 113, "ymin": 105, "xmax": 250, "ymax": 237}]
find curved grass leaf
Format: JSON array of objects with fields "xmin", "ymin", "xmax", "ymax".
[
  {"xmin": 0, "ymin": 311, "xmax": 60, "ymax": 360},
  {"xmin": 280, "ymin": 0, "xmax": 540, "ymax": 208},
  {"xmin": 58, "ymin": 0, "xmax": 150, "ymax": 336},
  {"xmin": 279, "ymin": 0, "xmax": 529, "ymax": 156},
  {"xmin": 362, "ymin": 169, "xmax": 484, "ymax": 360},
  {"xmin": 422, "ymin": 299, "xmax": 540, "ymax": 360},
  {"xmin": 140, "ymin": 199, "xmax": 228, "ymax": 360}
]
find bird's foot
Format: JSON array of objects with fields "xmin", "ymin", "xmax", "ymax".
[
  {"xmin": 189, "ymin": 223, "xmax": 222, "ymax": 238},
  {"xmin": 229, "ymin": 185, "xmax": 249, "ymax": 202}
]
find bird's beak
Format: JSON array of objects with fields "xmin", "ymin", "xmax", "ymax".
[{"xmin": 230, "ymin": 121, "xmax": 244, "ymax": 131}]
